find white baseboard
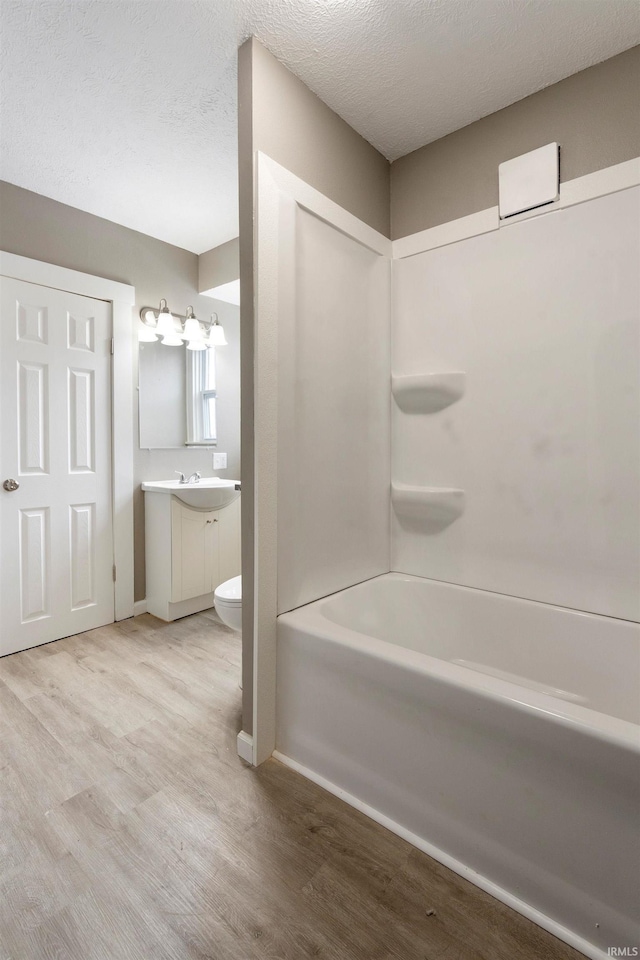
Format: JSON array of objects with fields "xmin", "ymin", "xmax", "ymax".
[
  {"xmin": 272, "ymin": 750, "xmax": 609, "ymax": 960},
  {"xmin": 236, "ymin": 730, "xmax": 254, "ymax": 764},
  {"xmin": 133, "ymin": 600, "xmax": 147, "ymax": 617}
]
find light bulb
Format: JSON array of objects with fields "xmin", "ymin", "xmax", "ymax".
[
  {"xmin": 208, "ymin": 322, "xmax": 227, "ymax": 346},
  {"xmin": 155, "ymin": 309, "xmax": 181, "ymax": 345},
  {"xmin": 186, "ymin": 339, "xmax": 207, "ymax": 351},
  {"xmin": 161, "ymin": 332, "xmax": 183, "ymax": 346},
  {"xmin": 183, "ymin": 317, "xmax": 203, "ymax": 342},
  {"xmin": 156, "ymin": 309, "xmax": 175, "ymax": 339}
]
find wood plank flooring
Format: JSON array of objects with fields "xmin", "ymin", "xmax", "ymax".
[{"xmin": 0, "ymin": 611, "xmax": 585, "ymax": 960}]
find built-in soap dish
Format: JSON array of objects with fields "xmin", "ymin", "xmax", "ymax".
[
  {"xmin": 392, "ymin": 373, "xmax": 465, "ymax": 413},
  {"xmin": 391, "ymin": 483, "xmax": 465, "ymax": 531}
]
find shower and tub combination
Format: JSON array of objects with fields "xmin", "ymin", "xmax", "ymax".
[
  {"xmin": 254, "ymin": 154, "xmax": 640, "ymax": 959},
  {"xmin": 277, "ymin": 576, "xmax": 639, "ymax": 957}
]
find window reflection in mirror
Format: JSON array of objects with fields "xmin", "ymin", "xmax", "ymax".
[{"xmin": 187, "ymin": 348, "xmax": 217, "ymax": 445}]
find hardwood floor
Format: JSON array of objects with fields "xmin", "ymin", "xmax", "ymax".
[{"xmin": 0, "ymin": 611, "xmax": 585, "ymax": 960}]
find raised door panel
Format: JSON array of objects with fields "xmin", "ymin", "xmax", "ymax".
[
  {"xmin": 18, "ymin": 361, "xmax": 49, "ymax": 474},
  {"xmin": 70, "ymin": 503, "xmax": 96, "ymax": 609},
  {"xmin": 19, "ymin": 507, "xmax": 51, "ymax": 622},
  {"xmin": 68, "ymin": 368, "xmax": 95, "ymax": 473}
]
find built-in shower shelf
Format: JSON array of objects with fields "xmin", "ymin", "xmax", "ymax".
[
  {"xmin": 392, "ymin": 372, "xmax": 465, "ymax": 413},
  {"xmin": 391, "ymin": 483, "xmax": 465, "ymax": 529}
]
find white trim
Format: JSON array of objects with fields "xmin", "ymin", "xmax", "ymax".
[
  {"xmin": 0, "ymin": 252, "xmax": 135, "ymax": 304},
  {"xmin": 236, "ymin": 730, "xmax": 254, "ymax": 763},
  {"xmin": 560, "ymin": 156, "xmax": 640, "ymax": 210},
  {"xmin": 393, "ymin": 156, "xmax": 640, "ymax": 259},
  {"xmin": 259, "ymin": 154, "xmax": 392, "ymax": 259},
  {"xmin": 273, "ymin": 751, "xmax": 608, "ymax": 960},
  {"xmin": 0, "ymin": 251, "xmax": 135, "ymax": 622},
  {"xmin": 392, "ymin": 207, "xmax": 499, "ymax": 259},
  {"xmin": 133, "ymin": 600, "xmax": 148, "ymax": 617}
]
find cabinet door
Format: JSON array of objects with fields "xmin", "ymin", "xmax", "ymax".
[
  {"xmin": 217, "ymin": 497, "xmax": 241, "ymax": 586},
  {"xmin": 171, "ymin": 502, "xmax": 220, "ymax": 602}
]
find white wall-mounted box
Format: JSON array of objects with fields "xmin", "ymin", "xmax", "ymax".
[{"xmin": 498, "ymin": 143, "xmax": 559, "ymax": 219}]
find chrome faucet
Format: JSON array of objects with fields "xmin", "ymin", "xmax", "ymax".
[{"xmin": 175, "ymin": 471, "xmax": 201, "ymax": 484}]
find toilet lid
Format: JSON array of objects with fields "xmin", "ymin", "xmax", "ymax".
[{"xmin": 214, "ymin": 575, "xmax": 242, "ymax": 604}]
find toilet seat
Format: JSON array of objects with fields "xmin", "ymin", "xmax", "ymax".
[
  {"xmin": 214, "ymin": 575, "xmax": 242, "ymax": 632},
  {"xmin": 214, "ymin": 575, "xmax": 241, "ymax": 604}
]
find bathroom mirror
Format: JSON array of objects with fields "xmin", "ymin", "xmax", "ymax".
[
  {"xmin": 138, "ymin": 339, "xmax": 187, "ymax": 449},
  {"xmin": 139, "ymin": 339, "xmax": 218, "ymax": 450}
]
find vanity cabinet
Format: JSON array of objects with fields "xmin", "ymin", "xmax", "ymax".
[{"xmin": 144, "ymin": 491, "xmax": 241, "ymax": 621}]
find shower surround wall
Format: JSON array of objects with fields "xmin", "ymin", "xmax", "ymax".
[
  {"xmin": 274, "ymin": 176, "xmax": 640, "ymax": 623},
  {"xmin": 278, "ymin": 205, "xmax": 390, "ymax": 614},
  {"xmin": 392, "ymin": 185, "xmax": 640, "ymax": 621}
]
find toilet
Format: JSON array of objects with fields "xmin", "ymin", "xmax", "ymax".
[{"xmin": 213, "ymin": 575, "xmax": 242, "ymax": 632}]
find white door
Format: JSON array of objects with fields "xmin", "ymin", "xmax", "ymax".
[{"xmin": 0, "ymin": 277, "xmax": 114, "ymax": 656}]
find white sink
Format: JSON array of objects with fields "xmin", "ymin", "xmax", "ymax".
[{"xmin": 141, "ymin": 478, "xmax": 240, "ymax": 509}]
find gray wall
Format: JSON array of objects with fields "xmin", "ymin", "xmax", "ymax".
[
  {"xmin": 0, "ymin": 180, "xmax": 241, "ymax": 602},
  {"xmin": 391, "ymin": 45, "xmax": 640, "ymax": 239},
  {"xmin": 238, "ymin": 37, "xmax": 391, "ymax": 734},
  {"xmin": 250, "ymin": 39, "xmax": 390, "ymax": 237},
  {"xmin": 199, "ymin": 237, "xmax": 239, "ymax": 293}
]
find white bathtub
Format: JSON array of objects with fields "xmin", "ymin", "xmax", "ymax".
[{"xmin": 275, "ymin": 573, "xmax": 640, "ymax": 960}]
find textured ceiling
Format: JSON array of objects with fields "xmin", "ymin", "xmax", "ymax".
[{"xmin": 1, "ymin": 0, "xmax": 638, "ymax": 253}]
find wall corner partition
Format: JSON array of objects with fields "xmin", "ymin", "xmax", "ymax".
[{"xmin": 238, "ymin": 37, "xmax": 390, "ymax": 759}]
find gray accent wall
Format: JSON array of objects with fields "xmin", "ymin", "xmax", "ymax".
[
  {"xmin": 0, "ymin": 181, "xmax": 241, "ymax": 603},
  {"xmin": 391, "ymin": 45, "xmax": 640, "ymax": 239}
]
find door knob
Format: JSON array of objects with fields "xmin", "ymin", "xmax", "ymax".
[{"xmin": 3, "ymin": 478, "xmax": 19, "ymax": 492}]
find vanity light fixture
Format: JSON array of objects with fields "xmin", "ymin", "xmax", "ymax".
[{"xmin": 138, "ymin": 301, "xmax": 228, "ymax": 348}]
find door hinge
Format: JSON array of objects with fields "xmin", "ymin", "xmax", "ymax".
[
  {"xmin": 110, "ymin": 338, "xmax": 115, "ymax": 355},
  {"xmin": 112, "ymin": 564, "xmax": 117, "ymax": 582}
]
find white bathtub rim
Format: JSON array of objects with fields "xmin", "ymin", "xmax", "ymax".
[
  {"xmin": 321, "ymin": 569, "xmax": 640, "ymax": 627},
  {"xmin": 385, "ymin": 569, "xmax": 640, "ymax": 626},
  {"xmin": 272, "ymin": 750, "xmax": 611, "ymax": 960},
  {"xmin": 277, "ymin": 579, "xmax": 640, "ymax": 754},
  {"xmin": 278, "ymin": 612, "xmax": 640, "ymax": 754}
]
